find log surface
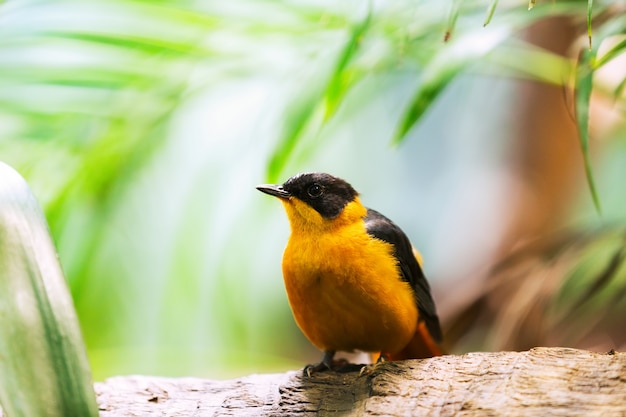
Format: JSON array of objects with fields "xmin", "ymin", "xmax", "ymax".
[{"xmin": 92, "ymin": 347, "xmax": 626, "ymax": 416}]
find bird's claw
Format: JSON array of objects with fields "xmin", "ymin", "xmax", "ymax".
[
  {"xmin": 359, "ymin": 364, "xmax": 374, "ymax": 376},
  {"xmin": 303, "ymin": 361, "xmax": 329, "ymax": 377},
  {"xmin": 359, "ymin": 353, "xmax": 388, "ymax": 376},
  {"xmin": 303, "ymin": 355, "xmax": 348, "ymax": 377}
]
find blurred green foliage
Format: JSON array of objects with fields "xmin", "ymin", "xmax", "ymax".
[{"xmin": 1, "ymin": 0, "xmax": 625, "ymax": 380}]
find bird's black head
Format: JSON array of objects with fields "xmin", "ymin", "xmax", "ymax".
[{"xmin": 257, "ymin": 172, "xmax": 359, "ymax": 219}]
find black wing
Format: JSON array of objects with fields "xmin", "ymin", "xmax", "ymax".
[{"xmin": 364, "ymin": 208, "xmax": 442, "ymax": 343}]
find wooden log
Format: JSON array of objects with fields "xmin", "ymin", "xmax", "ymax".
[{"xmin": 90, "ymin": 347, "xmax": 626, "ymax": 416}]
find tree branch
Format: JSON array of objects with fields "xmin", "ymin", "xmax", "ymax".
[{"xmin": 92, "ymin": 347, "xmax": 626, "ymax": 416}]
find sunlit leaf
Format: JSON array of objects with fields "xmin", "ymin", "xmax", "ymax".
[{"xmin": 485, "ymin": 41, "xmax": 573, "ymax": 86}]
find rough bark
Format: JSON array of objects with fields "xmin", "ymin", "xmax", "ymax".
[{"xmin": 89, "ymin": 347, "xmax": 626, "ymax": 416}]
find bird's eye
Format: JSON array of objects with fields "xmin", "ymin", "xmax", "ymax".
[{"xmin": 307, "ymin": 183, "xmax": 323, "ymax": 198}]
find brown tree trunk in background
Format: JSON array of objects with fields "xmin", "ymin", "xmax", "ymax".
[
  {"xmin": 442, "ymin": 16, "xmax": 591, "ymax": 352},
  {"xmin": 503, "ymin": 16, "xmax": 583, "ymax": 245}
]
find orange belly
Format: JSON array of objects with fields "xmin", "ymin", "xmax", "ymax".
[{"xmin": 282, "ymin": 226, "xmax": 419, "ymax": 355}]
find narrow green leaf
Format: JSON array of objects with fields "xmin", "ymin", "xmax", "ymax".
[
  {"xmin": 593, "ymin": 38, "xmax": 626, "ymax": 69},
  {"xmin": 267, "ymin": 90, "xmax": 322, "ymax": 182},
  {"xmin": 569, "ymin": 245, "xmax": 626, "ymax": 313},
  {"xmin": 483, "ymin": 0, "xmax": 500, "ymax": 27},
  {"xmin": 324, "ymin": 10, "xmax": 372, "ymax": 120},
  {"xmin": 394, "ymin": 26, "xmax": 512, "ymax": 144},
  {"xmin": 47, "ymin": 31, "xmax": 212, "ymax": 56},
  {"xmin": 614, "ymin": 76, "xmax": 626, "ymax": 102},
  {"xmin": 484, "ymin": 42, "xmax": 573, "ymax": 86},
  {"xmin": 0, "ymin": 162, "xmax": 99, "ymax": 417},
  {"xmin": 575, "ymin": 48, "xmax": 602, "ymax": 213},
  {"xmin": 267, "ymin": 12, "xmax": 371, "ymax": 181},
  {"xmin": 393, "ymin": 3, "xmax": 587, "ymax": 145},
  {"xmin": 587, "ymin": 0, "xmax": 593, "ymax": 50},
  {"xmin": 444, "ymin": 0, "xmax": 464, "ymax": 42}
]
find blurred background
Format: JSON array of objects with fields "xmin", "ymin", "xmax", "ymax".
[{"xmin": 0, "ymin": 0, "xmax": 625, "ymax": 380}]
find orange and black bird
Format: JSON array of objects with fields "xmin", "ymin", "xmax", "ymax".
[{"xmin": 257, "ymin": 172, "xmax": 442, "ymax": 375}]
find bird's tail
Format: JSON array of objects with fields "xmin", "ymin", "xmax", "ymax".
[{"xmin": 386, "ymin": 321, "xmax": 443, "ymax": 361}]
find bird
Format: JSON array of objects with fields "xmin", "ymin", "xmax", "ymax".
[{"xmin": 257, "ymin": 172, "xmax": 442, "ymax": 376}]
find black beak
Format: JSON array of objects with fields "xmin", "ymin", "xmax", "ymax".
[{"xmin": 256, "ymin": 184, "xmax": 291, "ymax": 199}]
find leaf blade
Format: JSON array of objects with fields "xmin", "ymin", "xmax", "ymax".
[
  {"xmin": 0, "ymin": 162, "xmax": 99, "ymax": 417},
  {"xmin": 393, "ymin": 26, "xmax": 512, "ymax": 144},
  {"xmin": 483, "ymin": 0, "xmax": 500, "ymax": 27},
  {"xmin": 587, "ymin": 0, "xmax": 593, "ymax": 50},
  {"xmin": 575, "ymin": 48, "xmax": 602, "ymax": 213},
  {"xmin": 267, "ymin": 11, "xmax": 372, "ymax": 181},
  {"xmin": 444, "ymin": 0, "xmax": 464, "ymax": 42}
]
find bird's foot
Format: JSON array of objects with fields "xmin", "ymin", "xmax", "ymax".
[
  {"xmin": 304, "ymin": 358, "xmax": 349, "ymax": 377},
  {"xmin": 304, "ymin": 351, "xmax": 352, "ymax": 377},
  {"xmin": 359, "ymin": 352, "xmax": 388, "ymax": 376}
]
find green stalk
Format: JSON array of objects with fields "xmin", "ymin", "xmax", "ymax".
[{"xmin": 0, "ymin": 162, "xmax": 98, "ymax": 417}]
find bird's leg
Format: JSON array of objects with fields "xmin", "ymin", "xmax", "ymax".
[
  {"xmin": 377, "ymin": 352, "xmax": 389, "ymax": 363},
  {"xmin": 359, "ymin": 352, "xmax": 389, "ymax": 376},
  {"xmin": 303, "ymin": 350, "xmax": 341, "ymax": 377}
]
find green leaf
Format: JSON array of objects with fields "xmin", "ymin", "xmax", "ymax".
[
  {"xmin": 575, "ymin": 48, "xmax": 602, "ymax": 213},
  {"xmin": 266, "ymin": 89, "xmax": 323, "ymax": 182},
  {"xmin": 393, "ymin": 2, "xmax": 588, "ymax": 145},
  {"xmin": 484, "ymin": 41, "xmax": 573, "ymax": 86},
  {"xmin": 593, "ymin": 38, "xmax": 626, "ymax": 69},
  {"xmin": 324, "ymin": 9, "xmax": 372, "ymax": 120},
  {"xmin": 614, "ymin": 76, "xmax": 626, "ymax": 102},
  {"xmin": 0, "ymin": 162, "xmax": 99, "ymax": 417},
  {"xmin": 444, "ymin": 0, "xmax": 464, "ymax": 42},
  {"xmin": 483, "ymin": 0, "xmax": 500, "ymax": 27},
  {"xmin": 587, "ymin": 0, "xmax": 593, "ymax": 50},
  {"xmin": 267, "ymin": 11, "xmax": 372, "ymax": 182},
  {"xmin": 393, "ymin": 26, "xmax": 512, "ymax": 144}
]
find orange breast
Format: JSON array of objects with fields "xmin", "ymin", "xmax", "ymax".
[{"xmin": 281, "ymin": 220, "xmax": 419, "ymax": 355}]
